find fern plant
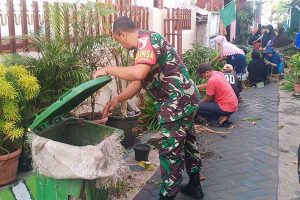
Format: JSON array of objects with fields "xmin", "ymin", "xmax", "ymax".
[{"xmin": 0, "ymin": 64, "xmax": 40, "ymax": 155}]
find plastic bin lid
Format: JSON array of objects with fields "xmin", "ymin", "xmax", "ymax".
[{"xmin": 29, "ymin": 76, "xmax": 111, "ymax": 130}]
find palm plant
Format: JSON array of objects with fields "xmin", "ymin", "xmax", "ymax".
[
  {"xmin": 2, "ymin": 2, "xmax": 115, "ymax": 110},
  {"xmin": 2, "ymin": 35, "xmax": 93, "ymax": 109}
]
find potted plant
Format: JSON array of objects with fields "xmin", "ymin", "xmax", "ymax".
[
  {"xmin": 0, "ymin": 64, "xmax": 40, "ymax": 186},
  {"xmin": 52, "ymin": 2, "xmax": 116, "ymax": 124},
  {"xmin": 284, "ymin": 54, "xmax": 300, "ymax": 95},
  {"xmin": 294, "ymin": 76, "xmax": 300, "ymax": 95},
  {"xmin": 73, "ymin": 36, "xmax": 117, "ymax": 124},
  {"xmin": 1, "ymin": 3, "xmax": 95, "ymax": 172},
  {"xmin": 75, "ymin": 40, "xmax": 141, "ymax": 147},
  {"xmin": 104, "ymin": 45, "xmax": 141, "ymax": 148},
  {"xmin": 291, "ymin": 54, "xmax": 300, "ymax": 95}
]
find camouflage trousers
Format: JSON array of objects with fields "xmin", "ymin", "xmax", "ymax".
[{"xmin": 159, "ymin": 112, "xmax": 202, "ymax": 197}]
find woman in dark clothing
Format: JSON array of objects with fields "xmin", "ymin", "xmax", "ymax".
[
  {"xmin": 248, "ymin": 50, "xmax": 269, "ymax": 85},
  {"xmin": 261, "ymin": 25, "xmax": 276, "ymax": 48},
  {"xmin": 264, "ymin": 47, "xmax": 284, "ymax": 76},
  {"xmin": 273, "ymin": 25, "xmax": 294, "ymax": 50},
  {"xmin": 272, "ymin": 25, "xmax": 294, "ymax": 73}
]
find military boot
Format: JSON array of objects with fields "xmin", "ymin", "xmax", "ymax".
[{"xmin": 180, "ymin": 173, "xmax": 204, "ymax": 199}]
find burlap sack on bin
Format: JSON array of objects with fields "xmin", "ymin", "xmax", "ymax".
[{"xmin": 29, "ymin": 133, "xmax": 123, "ymax": 188}]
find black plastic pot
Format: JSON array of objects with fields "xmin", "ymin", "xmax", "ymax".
[
  {"xmin": 18, "ymin": 141, "xmax": 32, "ymax": 172},
  {"xmin": 18, "ymin": 149, "xmax": 32, "ymax": 172},
  {"xmin": 106, "ymin": 112, "xmax": 140, "ymax": 148},
  {"xmin": 134, "ymin": 143, "xmax": 151, "ymax": 161}
]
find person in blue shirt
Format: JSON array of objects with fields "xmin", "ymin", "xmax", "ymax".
[
  {"xmin": 264, "ymin": 47, "xmax": 284, "ymax": 78},
  {"xmin": 296, "ymin": 32, "xmax": 300, "ymax": 49}
]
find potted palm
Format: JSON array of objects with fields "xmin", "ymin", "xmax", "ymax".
[
  {"xmin": 0, "ymin": 64, "xmax": 40, "ymax": 186},
  {"xmin": 52, "ymin": 2, "xmax": 116, "ymax": 124},
  {"xmin": 75, "ymin": 40, "xmax": 140, "ymax": 148},
  {"xmin": 73, "ymin": 36, "xmax": 117, "ymax": 124}
]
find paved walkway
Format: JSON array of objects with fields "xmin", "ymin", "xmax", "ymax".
[
  {"xmin": 134, "ymin": 84, "xmax": 279, "ymax": 200},
  {"xmin": 278, "ymin": 90, "xmax": 300, "ymax": 200}
]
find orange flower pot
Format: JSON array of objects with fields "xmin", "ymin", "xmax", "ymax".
[
  {"xmin": 294, "ymin": 83, "xmax": 300, "ymax": 95},
  {"xmin": 0, "ymin": 148, "xmax": 21, "ymax": 186}
]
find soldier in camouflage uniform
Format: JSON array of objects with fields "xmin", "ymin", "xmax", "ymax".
[{"xmin": 93, "ymin": 16, "xmax": 204, "ymax": 200}]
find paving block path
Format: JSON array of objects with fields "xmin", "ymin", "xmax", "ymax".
[{"xmin": 134, "ymin": 84, "xmax": 279, "ymax": 200}]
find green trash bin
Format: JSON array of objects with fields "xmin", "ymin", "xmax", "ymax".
[{"xmin": 28, "ymin": 76, "xmax": 123, "ymax": 200}]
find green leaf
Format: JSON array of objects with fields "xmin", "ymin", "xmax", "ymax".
[{"xmin": 95, "ymin": 3, "xmax": 115, "ymax": 17}]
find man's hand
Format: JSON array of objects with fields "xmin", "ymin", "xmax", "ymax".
[
  {"xmin": 197, "ymin": 83, "xmax": 207, "ymax": 91},
  {"xmin": 93, "ymin": 68, "xmax": 107, "ymax": 79},
  {"xmin": 101, "ymin": 97, "xmax": 119, "ymax": 118}
]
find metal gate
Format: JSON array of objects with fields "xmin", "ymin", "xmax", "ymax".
[{"xmin": 164, "ymin": 9, "xmax": 183, "ymax": 58}]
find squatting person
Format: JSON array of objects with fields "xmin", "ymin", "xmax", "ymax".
[{"xmin": 196, "ymin": 63, "xmax": 238, "ymax": 127}]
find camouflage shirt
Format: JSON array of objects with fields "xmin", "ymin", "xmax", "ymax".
[{"xmin": 135, "ymin": 30, "xmax": 200, "ymax": 123}]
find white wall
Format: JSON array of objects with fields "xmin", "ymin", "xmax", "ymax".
[
  {"xmin": 134, "ymin": 0, "xmax": 154, "ymax": 7},
  {"xmin": 200, "ymin": 12, "xmax": 220, "ymax": 49},
  {"xmin": 196, "ymin": 22, "xmax": 209, "ymax": 47},
  {"xmin": 182, "ymin": 9, "xmax": 197, "ymax": 52},
  {"xmin": 148, "ymin": 8, "xmax": 199, "ymax": 52},
  {"xmin": 164, "ymin": 0, "xmax": 193, "ymax": 7},
  {"xmin": 148, "ymin": 8, "xmax": 164, "ymax": 34}
]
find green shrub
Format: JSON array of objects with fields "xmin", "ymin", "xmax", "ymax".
[
  {"xmin": 246, "ymin": 50, "xmax": 252, "ymax": 65},
  {"xmin": 183, "ymin": 43, "xmax": 223, "ymax": 85},
  {"xmin": 284, "ymin": 47, "xmax": 300, "ymax": 58},
  {"xmin": 283, "ymin": 54, "xmax": 300, "ymax": 91},
  {"xmin": 283, "ymin": 73, "xmax": 297, "ymax": 91}
]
